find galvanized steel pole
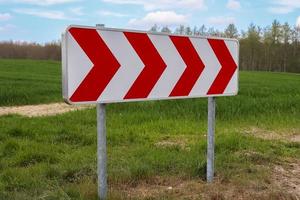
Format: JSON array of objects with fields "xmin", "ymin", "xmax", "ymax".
[
  {"xmin": 207, "ymin": 97, "xmax": 216, "ymax": 182},
  {"xmin": 97, "ymin": 104, "xmax": 107, "ymax": 200},
  {"xmin": 96, "ymin": 23, "xmax": 107, "ymax": 200}
]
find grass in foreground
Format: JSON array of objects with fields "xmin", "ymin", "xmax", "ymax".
[{"xmin": 0, "ymin": 107, "xmax": 299, "ymax": 200}]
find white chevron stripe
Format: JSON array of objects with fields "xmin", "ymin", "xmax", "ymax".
[
  {"xmin": 97, "ymin": 30, "xmax": 144, "ymax": 101},
  {"xmin": 224, "ymin": 70, "xmax": 238, "ymax": 94},
  {"xmin": 147, "ymin": 34, "xmax": 186, "ymax": 98},
  {"xmin": 189, "ymin": 38, "xmax": 221, "ymax": 95},
  {"xmin": 224, "ymin": 40, "xmax": 239, "ymax": 94},
  {"xmin": 67, "ymin": 33, "xmax": 93, "ymax": 98},
  {"xmin": 225, "ymin": 40, "xmax": 239, "ymax": 66}
]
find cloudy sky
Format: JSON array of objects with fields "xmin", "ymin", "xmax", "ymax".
[{"xmin": 0, "ymin": 0, "xmax": 299, "ymax": 43}]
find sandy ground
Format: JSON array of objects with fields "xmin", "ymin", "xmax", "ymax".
[
  {"xmin": 0, "ymin": 103, "xmax": 92, "ymax": 117},
  {"xmin": 273, "ymin": 160, "xmax": 300, "ymax": 198}
]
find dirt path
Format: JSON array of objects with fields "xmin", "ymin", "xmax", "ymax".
[
  {"xmin": 273, "ymin": 160, "xmax": 300, "ymax": 198},
  {"xmin": 0, "ymin": 103, "xmax": 92, "ymax": 117},
  {"xmin": 244, "ymin": 127, "xmax": 300, "ymax": 143}
]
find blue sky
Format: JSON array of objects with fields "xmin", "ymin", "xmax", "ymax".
[{"xmin": 0, "ymin": 0, "xmax": 300, "ymax": 43}]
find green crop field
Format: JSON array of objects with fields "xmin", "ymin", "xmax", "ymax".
[
  {"xmin": 0, "ymin": 59, "xmax": 299, "ymax": 199},
  {"xmin": 0, "ymin": 59, "xmax": 62, "ymax": 106}
]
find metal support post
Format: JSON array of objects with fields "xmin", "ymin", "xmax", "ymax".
[
  {"xmin": 97, "ymin": 104, "xmax": 107, "ymax": 200},
  {"xmin": 207, "ymin": 97, "xmax": 216, "ymax": 183}
]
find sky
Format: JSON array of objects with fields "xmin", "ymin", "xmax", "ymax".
[{"xmin": 0, "ymin": 0, "xmax": 300, "ymax": 43}]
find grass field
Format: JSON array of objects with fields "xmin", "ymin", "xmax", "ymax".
[
  {"xmin": 0, "ymin": 59, "xmax": 61, "ymax": 106},
  {"xmin": 0, "ymin": 59, "xmax": 299, "ymax": 199}
]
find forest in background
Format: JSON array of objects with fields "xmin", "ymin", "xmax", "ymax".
[{"xmin": 0, "ymin": 20, "xmax": 299, "ymax": 73}]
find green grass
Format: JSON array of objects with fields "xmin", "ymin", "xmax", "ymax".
[
  {"xmin": 0, "ymin": 109, "xmax": 299, "ymax": 199},
  {"xmin": 0, "ymin": 59, "xmax": 299, "ymax": 199},
  {"xmin": 0, "ymin": 59, "xmax": 61, "ymax": 106}
]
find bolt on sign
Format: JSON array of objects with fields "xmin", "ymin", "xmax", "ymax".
[{"xmin": 62, "ymin": 25, "xmax": 239, "ymax": 104}]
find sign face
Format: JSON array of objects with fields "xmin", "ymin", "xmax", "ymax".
[{"xmin": 62, "ymin": 25, "xmax": 239, "ymax": 104}]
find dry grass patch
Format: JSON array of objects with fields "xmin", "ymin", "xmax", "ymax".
[
  {"xmin": 154, "ymin": 138, "xmax": 188, "ymax": 151},
  {"xmin": 243, "ymin": 127, "xmax": 300, "ymax": 143},
  {"xmin": 112, "ymin": 162, "xmax": 300, "ymax": 200},
  {"xmin": 272, "ymin": 159, "xmax": 300, "ymax": 198}
]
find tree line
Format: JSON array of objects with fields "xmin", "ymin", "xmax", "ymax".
[
  {"xmin": 0, "ymin": 20, "xmax": 299, "ymax": 73},
  {"xmin": 0, "ymin": 41, "xmax": 61, "ymax": 61},
  {"xmin": 151, "ymin": 20, "xmax": 300, "ymax": 73}
]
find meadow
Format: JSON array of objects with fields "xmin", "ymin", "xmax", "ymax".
[
  {"xmin": 0, "ymin": 59, "xmax": 299, "ymax": 199},
  {"xmin": 0, "ymin": 59, "xmax": 61, "ymax": 106}
]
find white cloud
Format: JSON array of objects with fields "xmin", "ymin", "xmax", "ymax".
[
  {"xmin": 128, "ymin": 11, "xmax": 188, "ymax": 29},
  {"xmin": 0, "ymin": 0, "xmax": 78, "ymax": 5},
  {"xmin": 297, "ymin": 16, "xmax": 300, "ymax": 27},
  {"xmin": 0, "ymin": 12, "xmax": 12, "ymax": 21},
  {"xmin": 269, "ymin": 0, "xmax": 300, "ymax": 14},
  {"xmin": 69, "ymin": 7, "xmax": 84, "ymax": 16},
  {"xmin": 102, "ymin": 0, "xmax": 205, "ymax": 11},
  {"xmin": 226, "ymin": 0, "xmax": 240, "ymax": 10},
  {"xmin": 0, "ymin": 24, "xmax": 16, "ymax": 32},
  {"xmin": 208, "ymin": 16, "xmax": 235, "ymax": 25},
  {"xmin": 18, "ymin": 0, "xmax": 78, "ymax": 5},
  {"xmin": 268, "ymin": 6, "xmax": 294, "ymax": 14},
  {"xmin": 14, "ymin": 8, "xmax": 77, "ymax": 20},
  {"xmin": 98, "ymin": 10, "xmax": 128, "ymax": 17}
]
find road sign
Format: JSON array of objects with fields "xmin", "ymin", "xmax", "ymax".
[
  {"xmin": 62, "ymin": 25, "xmax": 239, "ymax": 104},
  {"xmin": 62, "ymin": 25, "xmax": 240, "ymax": 200}
]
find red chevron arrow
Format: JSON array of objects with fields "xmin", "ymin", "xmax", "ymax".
[
  {"xmin": 69, "ymin": 27, "xmax": 120, "ymax": 102},
  {"xmin": 169, "ymin": 36, "xmax": 205, "ymax": 97},
  {"xmin": 207, "ymin": 39, "xmax": 237, "ymax": 95},
  {"xmin": 123, "ymin": 32, "xmax": 167, "ymax": 99}
]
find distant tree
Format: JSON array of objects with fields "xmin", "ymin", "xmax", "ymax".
[
  {"xmin": 239, "ymin": 23, "xmax": 262, "ymax": 70},
  {"xmin": 185, "ymin": 26, "xmax": 193, "ymax": 35},
  {"xmin": 198, "ymin": 25, "xmax": 207, "ymax": 36},
  {"xmin": 150, "ymin": 24, "xmax": 159, "ymax": 32},
  {"xmin": 262, "ymin": 26, "xmax": 273, "ymax": 71},
  {"xmin": 282, "ymin": 22, "xmax": 291, "ymax": 44},
  {"xmin": 1, "ymin": 20, "xmax": 299, "ymax": 73},
  {"xmin": 0, "ymin": 40, "xmax": 61, "ymax": 60},
  {"xmin": 281, "ymin": 22, "xmax": 291, "ymax": 71},
  {"xmin": 175, "ymin": 25, "xmax": 185, "ymax": 35},
  {"xmin": 207, "ymin": 27, "xmax": 217, "ymax": 36},
  {"xmin": 269, "ymin": 20, "xmax": 282, "ymax": 71},
  {"xmin": 193, "ymin": 26, "xmax": 199, "ymax": 36},
  {"xmin": 224, "ymin": 24, "xmax": 239, "ymax": 38},
  {"xmin": 271, "ymin": 20, "xmax": 282, "ymax": 44},
  {"xmin": 289, "ymin": 26, "xmax": 300, "ymax": 72},
  {"xmin": 206, "ymin": 27, "xmax": 223, "ymax": 37},
  {"xmin": 161, "ymin": 26, "xmax": 171, "ymax": 33}
]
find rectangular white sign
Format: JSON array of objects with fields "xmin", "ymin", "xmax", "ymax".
[{"xmin": 62, "ymin": 25, "xmax": 239, "ymax": 104}]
